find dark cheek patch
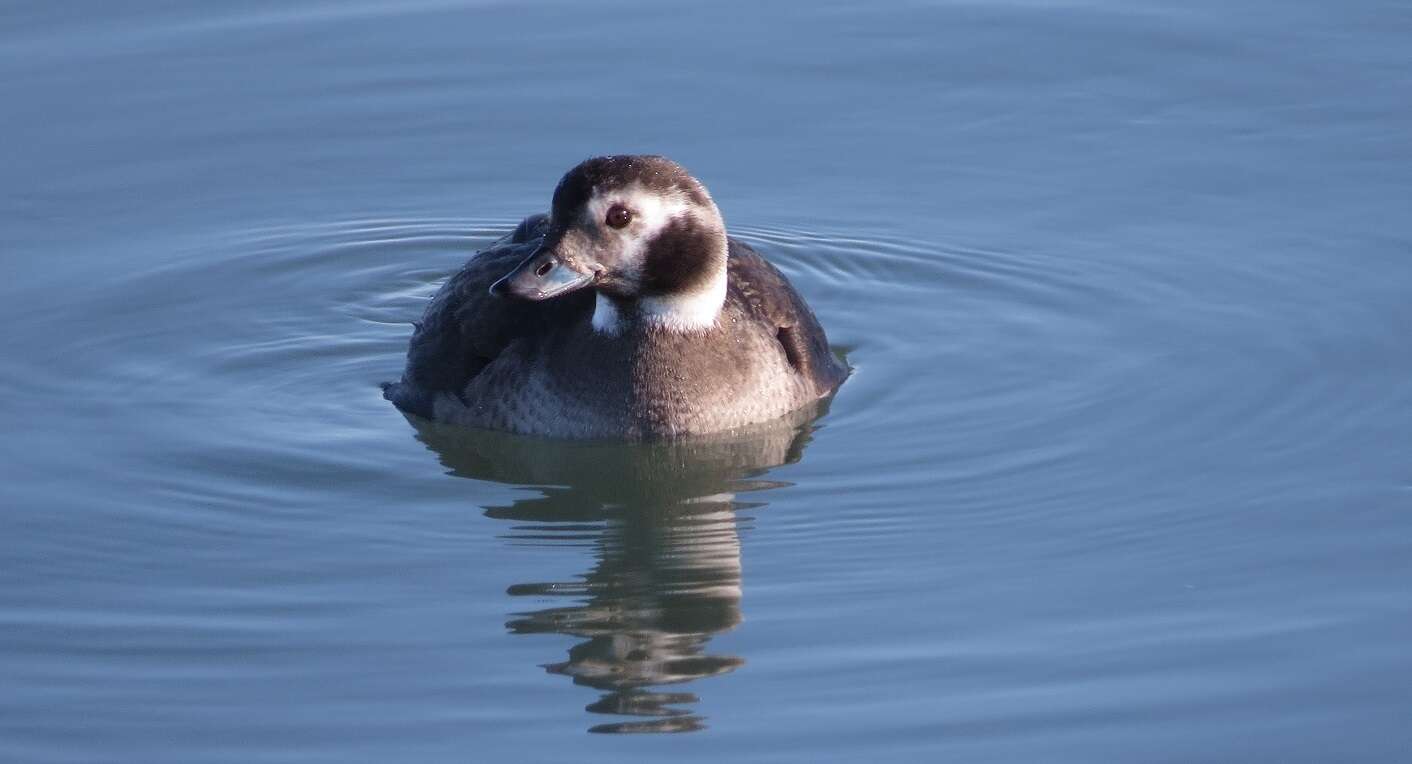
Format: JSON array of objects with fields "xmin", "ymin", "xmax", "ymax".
[{"xmin": 641, "ymin": 217, "xmax": 723, "ymax": 296}]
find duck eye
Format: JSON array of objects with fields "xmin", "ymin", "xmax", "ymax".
[{"xmin": 605, "ymin": 204, "xmax": 632, "ymax": 229}]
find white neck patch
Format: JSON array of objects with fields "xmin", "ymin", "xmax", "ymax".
[
  {"xmin": 637, "ymin": 268, "xmax": 727, "ymax": 333},
  {"xmin": 591, "ymin": 270, "xmax": 726, "ymax": 335},
  {"xmin": 592, "ymin": 293, "xmax": 626, "ymax": 335}
]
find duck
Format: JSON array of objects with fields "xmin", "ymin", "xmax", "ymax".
[{"xmin": 383, "ymin": 155, "xmax": 847, "ymax": 440}]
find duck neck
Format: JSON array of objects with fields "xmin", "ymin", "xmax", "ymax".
[{"xmin": 592, "ymin": 260, "xmax": 728, "ymax": 336}]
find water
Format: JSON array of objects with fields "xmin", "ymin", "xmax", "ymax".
[{"xmin": 3, "ymin": 1, "xmax": 1410, "ymax": 760}]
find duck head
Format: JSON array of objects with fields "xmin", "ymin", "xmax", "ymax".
[{"xmin": 490, "ymin": 155, "xmax": 729, "ymax": 334}]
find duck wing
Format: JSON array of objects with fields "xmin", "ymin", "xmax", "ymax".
[
  {"xmin": 725, "ymin": 237, "xmax": 848, "ymax": 394},
  {"xmin": 384, "ymin": 214, "xmax": 592, "ymax": 417}
]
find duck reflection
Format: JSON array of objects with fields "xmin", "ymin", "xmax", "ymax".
[{"xmin": 408, "ymin": 407, "xmax": 826, "ymax": 733}]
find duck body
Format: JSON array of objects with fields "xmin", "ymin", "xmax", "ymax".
[{"xmin": 384, "ymin": 156, "xmax": 846, "ymax": 440}]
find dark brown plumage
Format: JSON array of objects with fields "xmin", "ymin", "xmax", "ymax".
[{"xmin": 384, "ymin": 156, "xmax": 847, "ymax": 439}]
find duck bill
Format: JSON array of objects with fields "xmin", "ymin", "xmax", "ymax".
[{"xmin": 489, "ymin": 245, "xmax": 594, "ymax": 301}]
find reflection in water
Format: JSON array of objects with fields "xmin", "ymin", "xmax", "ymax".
[
  {"xmin": 508, "ymin": 502, "xmax": 744, "ymax": 734},
  {"xmin": 409, "ymin": 407, "xmax": 827, "ymax": 733}
]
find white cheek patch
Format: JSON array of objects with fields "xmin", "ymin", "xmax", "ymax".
[
  {"xmin": 584, "ymin": 183, "xmax": 727, "ymax": 335},
  {"xmin": 584, "ymin": 184, "xmax": 688, "ymax": 227},
  {"xmin": 585, "ymin": 184, "xmax": 689, "ymax": 248}
]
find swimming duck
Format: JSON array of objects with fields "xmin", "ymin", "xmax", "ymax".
[{"xmin": 384, "ymin": 155, "xmax": 847, "ymax": 439}]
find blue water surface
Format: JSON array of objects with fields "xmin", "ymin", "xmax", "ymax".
[{"xmin": 2, "ymin": 1, "xmax": 1410, "ymax": 761}]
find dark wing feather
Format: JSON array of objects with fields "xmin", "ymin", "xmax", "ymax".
[
  {"xmin": 384, "ymin": 214, "xmax": 592, "ymax": 416},
  {"xmin": 725, "ymin": 237, "xmax": 848, "ymax": 394}
]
